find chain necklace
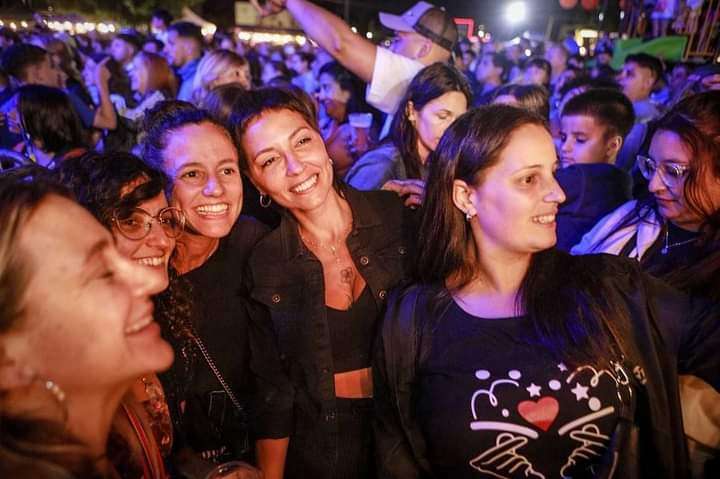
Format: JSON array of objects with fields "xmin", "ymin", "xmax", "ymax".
[
  {"xmin": 298, "ymin": 221, "xmax": 353, "ymax": 264},
  {"xmin": 661, "ymin": 226, "xmax": 699, "ymax": 255}
]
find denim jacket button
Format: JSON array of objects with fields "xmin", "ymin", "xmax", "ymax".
[
  {"xmin": 271, "ymin": 294, "xmax": 281, "ymax": 304},
  {"xmin": 360, "ymin": 256, "xmax": 369, "ymax": 266},
  {"xmin": 379, "ymin": 290, "xmax": 387, "ymax": 299}
]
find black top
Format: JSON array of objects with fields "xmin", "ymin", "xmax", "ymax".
[
  {"xmin": 162, "ymin": 216, "xmax": 292, "ymax": 464},
  {"xmin": 326, "ymin": 286, "xmax": 377, "ymax": 373},
  {"xmin": 374, "ymin": 254, "xmax": 720, "ymax": 479},
  {"xmin": 640, "ymin": 221, "xmax": 703, "ymax": 278},
  {"xmin": 556, "ymin": 163, "xmax": 632, "ymax": 251},
  {"xmin": 417, "ymin": 300, "xmax": 623, "ymax": 478}
]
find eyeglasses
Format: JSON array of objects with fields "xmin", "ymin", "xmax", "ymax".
[
  {"xmin": 636, "ymin": 155, "xmax": 689, "ymax": 188},
  {"xmin": 112, "ymin": 206, "xmax": 185, "ymax": 240}
]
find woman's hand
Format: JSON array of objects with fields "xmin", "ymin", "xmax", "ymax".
[{"xmin": 382, "ymin": 179, "xmax": 426, "ymax": 208}]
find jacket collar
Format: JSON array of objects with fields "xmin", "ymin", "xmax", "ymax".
[{"xmin": 278, "ymin": 184, "xmax": 384, "ymax": 260}]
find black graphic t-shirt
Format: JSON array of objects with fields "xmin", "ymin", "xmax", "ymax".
[{"xmin": 416, "ymin": 300, "xmax": 629, "ymax": 478}]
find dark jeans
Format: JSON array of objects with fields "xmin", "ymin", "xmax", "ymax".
[{"xmin": 286, "ymin": 398, "xmax": 376, "ymax": 479}]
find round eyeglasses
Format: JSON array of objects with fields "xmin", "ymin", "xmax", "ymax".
[
  {"xmin": 636, "ymin": 154, "xmax": 689, "ymax": 189},
  {"xmin": 112, "ymin": 206, "xmax": 185, "ymax": 240}
]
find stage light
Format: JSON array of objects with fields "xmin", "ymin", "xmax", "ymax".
[{"xmin": 505, "ymin": 2, "xmax": 527, "ymax": 25}]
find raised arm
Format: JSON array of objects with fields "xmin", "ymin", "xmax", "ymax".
[{"xmin": 252, "ymin": 0, "xmax": 377, "ymax": 82}]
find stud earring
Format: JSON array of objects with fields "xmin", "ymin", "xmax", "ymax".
[{"xmin": 465, "ymin": 211, "xmax": 474, "ymax": 221}]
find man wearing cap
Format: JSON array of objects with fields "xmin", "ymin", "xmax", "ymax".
[{"xmin": 253, "ymin": 0, "xmax": 457, "ymax": 122}]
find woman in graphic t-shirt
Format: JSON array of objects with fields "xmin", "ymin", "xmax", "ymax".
[{"xmin": 374, "ymin": 105, "xmax": 720, "ymax": 478}]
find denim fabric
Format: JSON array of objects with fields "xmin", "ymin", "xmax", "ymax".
[{"xmin": 246, "ymin": 186, "xmax": 414, "ymax": 475}]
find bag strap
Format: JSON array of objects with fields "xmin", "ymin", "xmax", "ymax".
[{"xmin": 193, "ymin": 336, "xmax": 245, "ymax": 414}]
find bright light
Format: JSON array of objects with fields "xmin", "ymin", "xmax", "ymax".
[
  {"xmin": 599, "ymin": 12, "xmax": 605, "ymax": 21},
  {"xmin": 108, "ymin": 24, "xmax": 116, "ymax": 33},
  {"xmin": 20, "ymin": 21, "xmax": 28, "ymax": 28},
  {"xmin": 366, "ymin": 31, "xmax": 373, "ymax": 39},
  {"xmin": 524, "ymin": 48, "xmax": 531, "ymax": 56},
  {"xmin": 9, "ymin": 22, "xmax": 16, "ymax": 30},
  {"xmin": 478, "ymin": 30, "xmax": 484, "ymax": 37},
  {"xmin": 505, "ymin": 2, "xmax": 527, "ymax": 25},
  {"xmin": 0, "ymin": 21, "xmax": 4, "ymax": 26},
  {"xmin": 579, "ymin": 46, "xmax": 587, "ymax": 56},
  {"xmin": 620, "ymin": 11, "xmax": 625, "ymax": 19}
]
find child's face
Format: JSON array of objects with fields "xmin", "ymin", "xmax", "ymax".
[{"xmin": 559, "ymin": 114, "xmax": 614, "ymax": 167}]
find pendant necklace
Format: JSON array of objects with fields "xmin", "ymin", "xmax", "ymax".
[
  {"xmin": 661, "ymin": 226, "xmax": 698, "ymax": 255},
  {"xmin": 299, "ymin": 221, "xmax": 353, "ymax": 264}
]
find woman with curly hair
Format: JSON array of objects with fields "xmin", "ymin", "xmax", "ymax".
[
  {"xmin": 0, "ymin": 167, "xmax": 172, "ymax": 478},
  {"xmin": 54, "ymin": 151, "xmax": 190, "ymax": 478}
]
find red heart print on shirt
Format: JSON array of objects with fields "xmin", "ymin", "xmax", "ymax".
[{"xmin": 517, "ymin": 396, "xmax": 559, "ymax": 431}]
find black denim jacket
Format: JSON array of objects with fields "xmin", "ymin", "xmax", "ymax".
[
  {"xmin": 374, "ymin": 254, "xmax": 720, "ymax": 478},
  {"xmin": 245, "ymin": 186, "xmax": 414, "ymax": 431}
]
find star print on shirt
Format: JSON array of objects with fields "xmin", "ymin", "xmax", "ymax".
[
  {"xmin": 526, "ymin": 383, "xmax": 542, "ymax": 398},
  {"xmin": 570, "ymin": 382, "xmax": 589, "ymax": 401}
]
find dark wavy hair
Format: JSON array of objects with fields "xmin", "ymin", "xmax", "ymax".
[
  {"xmin": 140, "ymin": 100, "xmax": 232, "ymax": 188},
  {"xmin": 16, "ymin": 85, "xmax": 87, "ymax": 157},
  {"xmin": 391, "ymin": 62, "xmax": 472, "ymax": 180},
  {"xmin": 52, "ymin": 152, "xmax": 198, "ymax": 463},
  {"xmin": 417, "ymin": 105, "xmax": 625, "ymax": 363}
]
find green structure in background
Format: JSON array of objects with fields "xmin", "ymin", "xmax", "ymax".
[{"xmin": 610, "ymin": 36, "xmax": 689, "ymax": 69}]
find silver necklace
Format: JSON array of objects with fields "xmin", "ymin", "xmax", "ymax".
[
  {"xmin": 661, "ymin": 226, "xmax": 699, "ymax": 255},
  {"xmin": 299, "ymin": 222, "xmax": 353, "ymax": 264}
]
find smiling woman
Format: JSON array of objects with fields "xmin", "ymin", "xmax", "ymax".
[
  {"xmin": 0, "ymin": 168, "xmax": 171, "ymax": 477},
  {"xmin": 231, "ymin": 87, "xmax": 414, "ymax": 479},
  {"xmin": 140, "ymin": 100, "xmax": 292, "ymax": 479}
]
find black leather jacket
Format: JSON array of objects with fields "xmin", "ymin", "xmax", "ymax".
[
  {"xmin": 246, "ymin": 186, "xmax": 414, "ymax": 435},
  {"xmin": 374, "ymin": 254, "xmax": 720, "ymax": 478}
]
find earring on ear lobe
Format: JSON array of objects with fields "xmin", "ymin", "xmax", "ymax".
[
  {"xmin": 329, "ymin": 158, "xmax": 334, "ymax": 165},
  {"xmin": 259, "ymin": 194, "xmax": 272, "ymax": 208},
  {"xmin": 465, "ymin": 211, "xmax": 475, "ymax": 221}
]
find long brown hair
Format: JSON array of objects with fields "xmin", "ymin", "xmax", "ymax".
[
  {"xmin": 417, "ymin": 105, "xmax": 625, "ymax": 363},
  {"xmin": 391, "ymin": 63, "xmax": 471, "ymax": 180}
]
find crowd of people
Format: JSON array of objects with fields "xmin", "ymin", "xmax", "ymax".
[{"xmin": 0, "ymin": 1, "xmax": 719, "ymax": 478}]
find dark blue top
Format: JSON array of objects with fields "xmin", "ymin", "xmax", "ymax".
[{"xmin": 556, "ymin": 163, "xmax": 632, "ymax": 252}]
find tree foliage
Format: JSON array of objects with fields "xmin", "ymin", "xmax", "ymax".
[{"xmin": 38, "ymin": 0, "xmax": 203, "ymax": 23}]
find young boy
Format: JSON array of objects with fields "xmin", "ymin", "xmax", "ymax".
[{"xmin": 556, "ymin": 88, "xmax": 635, "ymax": 251}]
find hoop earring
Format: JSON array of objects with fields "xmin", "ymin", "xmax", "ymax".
[{"xmin": 259, "ymin": 194, "xmax": 272, "ymax": 208}]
